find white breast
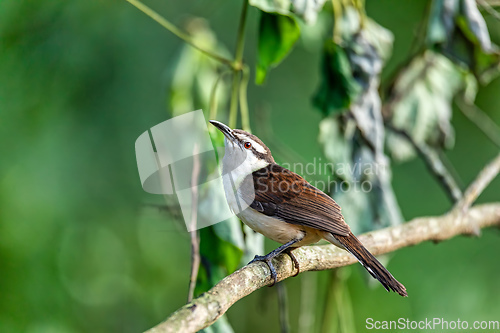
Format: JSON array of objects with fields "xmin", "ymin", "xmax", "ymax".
[
  {"xmin": 220, "ymin": 139, "xmax": 324, "ymax": 247},
  {"xmin": 226, "ymin": 186, "xmax": 324, "ymax": 246},
  {"xmin": 236, "ymin": 203, "xmax": 305, "ymax": 244}
]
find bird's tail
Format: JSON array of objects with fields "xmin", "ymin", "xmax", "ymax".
[{"xmin": 325, "ymin": 232, "xmax": 407, "ymax": 297}]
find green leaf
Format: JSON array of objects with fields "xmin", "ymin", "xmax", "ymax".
[
  {"xmin": 256, "ymin": 12, "xmax": 300, "ymax": 84},
  {"xmin": 197, "ymin": 190, "xmax": 245, "ymax": 287},
  {"xmin": 212, "ymin": 217, "xmax": 245, "ymax": 251},
  {"xmin": 168, "ymin": 19, "xmax": 231, "ymax": 115},
  {"xmin": 195, "ymin": 226, "xmax": 243, "ymax": 296},
  {"xmin": 312, "ymin": 41, "xmax": 362, "ymax": 116},
  {"xmin": 253, "ymin": 0, "xmax": 331, "ymax": 83}
]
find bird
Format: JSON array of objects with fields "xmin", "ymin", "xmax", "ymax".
[{"xmin": 209, "ymin": 120, "xmax": 407, "ymax": 297}]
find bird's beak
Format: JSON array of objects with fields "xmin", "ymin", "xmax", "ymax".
[{"xmin": 209, "ymin": 120, "xmax": 236, "ymax": 142}]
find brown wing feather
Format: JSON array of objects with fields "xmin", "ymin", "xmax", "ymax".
[{"xmin": 239, "ymin": 164, "xmax": 350, "ymax": 236}]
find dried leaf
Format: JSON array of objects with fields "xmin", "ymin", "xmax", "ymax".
[
  {"xmin": 313, "ymin": 7, "xmax": 393, "ymax": 117},
  {"xmin": 386, "ymin": 51, "xmax": 473, "ymax": 161},
  {"xmin": 318, "ymin": 11, "xmax": 402, "ymax": 233},
  {"xmin": 249, "ymin": 0, "xmax": 327, "ymax": 24},
  {"xmin": 426, "ymin": 0, "xmax": 500, "ymax": 82}
]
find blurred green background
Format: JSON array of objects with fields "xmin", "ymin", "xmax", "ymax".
[{"xmin": 1, "ymin": 0, "xmax": 499, "ymax": 332}]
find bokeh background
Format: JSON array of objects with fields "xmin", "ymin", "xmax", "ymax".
[{"xmin": 1, "ymin": 0, "xmax": 499, "ymax": 332}]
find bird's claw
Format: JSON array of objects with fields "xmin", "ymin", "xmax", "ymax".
[
  {"xmin": 284, "ymin": 248, "xmax": 300, "ymax": 277},
  {"xmin": 249, "ymin": 255, "xmax": 278, "ymax": 286}
]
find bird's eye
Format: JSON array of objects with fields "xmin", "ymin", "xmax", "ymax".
[{"xmin": 244, "ymin": 142, "xmax": 252, "ymax": 149}]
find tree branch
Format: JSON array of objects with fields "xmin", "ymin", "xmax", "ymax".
[
  {"xmin": 456, "ymin": 96, "xmax": 500, "ymax": 149},
  {"xmin": 228, "ymin": 0, "xmax": 249, "ymax": 129},
  {"xmin": 145, "ymin": 203, "xmax": 500, "ymax": 333},
  {"xmin": 478, "ymin": 0, "xmax": 500, "ymax": 21},
  {"xmin": 455, "ymin": 152, "xmax": 500, "ymax": 212},
  {"xmin": 187, "ymin": 144, "xmax": 201, "ymax": 303}
]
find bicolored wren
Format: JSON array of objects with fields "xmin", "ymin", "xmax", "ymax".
[{"xmin": 210, "ymin": 120, "xmax": 407, "ymax": 297}]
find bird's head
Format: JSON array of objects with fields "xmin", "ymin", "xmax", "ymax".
[{"xmin": 209, "ymin": 120, "xmax": 275, "ymax": 173}]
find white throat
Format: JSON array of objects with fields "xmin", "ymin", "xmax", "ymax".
[
  {"xmin": 221, "ymin": 137, "xmax": 269, "ymax": 186},
  {"xmin": 220, "ymin": 137, "xmax": 269, "ymax": 215}
]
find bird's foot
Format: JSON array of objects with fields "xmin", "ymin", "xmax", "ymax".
[
  {"xmin": 249, "ymin": 254, "xmax": 278, "ymax": 287},
  {"xmin": 284, "ymin": 248, "xmax": 300, "ymax": 277},
  {"xmin": 247, "ymin": 239, "xmax": 301, "ymax": 287}
]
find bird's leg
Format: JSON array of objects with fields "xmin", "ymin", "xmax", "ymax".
[{"xmin": 249, "ymin": 239, "xmax": 300, "ymax": 286}]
